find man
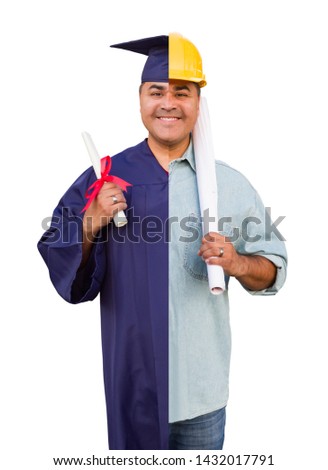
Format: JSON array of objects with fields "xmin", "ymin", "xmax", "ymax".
[{"xmin": 38, "ymin": 33, "xmax": 287, "ymax": 450}]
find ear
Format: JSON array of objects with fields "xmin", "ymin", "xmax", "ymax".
[{"xmin": 196, "ymin": 96, "xmax": 201, "ymax": 116}]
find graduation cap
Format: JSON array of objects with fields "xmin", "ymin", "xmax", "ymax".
[{"xmin": 110, "ymin": 35, "xmax": 168, "ymax": 83}]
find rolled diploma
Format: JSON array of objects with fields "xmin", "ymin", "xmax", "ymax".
[
  {"xmin": 81, "ymin": 132, "xmax": 128, "ymax": 227},
  {"xmin": 193, "ymin": 97, "xmax": 225, "ymax": 295}
]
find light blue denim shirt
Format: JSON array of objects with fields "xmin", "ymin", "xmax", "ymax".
[{"xmin": 168, "ymin": 140, "xmax": 287, "ymax": 423}]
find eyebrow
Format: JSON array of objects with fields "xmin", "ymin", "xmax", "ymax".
[
  {"xmin": 173, "ymin": 85, "xmax": 191, "ymax": 92},
  {"xmin": 147, "ymin": 84, "xmax": 192, "ymax": 92},
  {"xmin": 148, "ymin": 84, "xmax": 166, "ymax": 90}
]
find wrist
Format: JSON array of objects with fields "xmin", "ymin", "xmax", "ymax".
[
  {"xmin": 82, "ymin": 216, "xmax": 99, "ymax": 243},
  {"xmin": 234, "ymin": 254, "xmax": 249, "ymax": 280}
]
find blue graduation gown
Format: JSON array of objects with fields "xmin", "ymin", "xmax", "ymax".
[{"xmin": 38, "ymin": 140, "xmax": 169, "ymax": 449}]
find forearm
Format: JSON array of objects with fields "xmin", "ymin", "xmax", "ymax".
[
  {"xmin": 80, "ymin": 233, "xmax": 94, "ymax": 269},
  {"xmin": 235, "ymin": 255, "xmax": 277, "ymax": 291},
  {"xmin": 80, "ymin": 216, "xmax": 101, "ymax": 269}
]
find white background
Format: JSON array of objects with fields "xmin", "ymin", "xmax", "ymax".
[{"xmin": 1, "ymin": 0, "xmax": 327, "ymax": 468}]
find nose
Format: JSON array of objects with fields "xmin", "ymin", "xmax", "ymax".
[{"xmin": 160, "ymin": 92, "xmax": 177, "ymax": 111}]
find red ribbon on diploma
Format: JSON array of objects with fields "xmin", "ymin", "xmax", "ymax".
[{"xmin": 81, "ymin": 156, "xmax": 132, "ymax": 213}]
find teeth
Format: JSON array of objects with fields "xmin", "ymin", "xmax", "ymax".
[{"xmin": 159, "ymin": 117, "xmax": 179, "ymax": 121}]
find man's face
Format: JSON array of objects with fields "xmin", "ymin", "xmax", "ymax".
[{"xmin": 139, "ymin": 80, "xmax": 200, "ymax": 150}]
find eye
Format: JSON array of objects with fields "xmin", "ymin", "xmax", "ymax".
[
  {"xmin": 176, "ymin": 92, "xmax": 189, "ymax": 98},
  {"xmin": 150, "ymin": 91, "xmax": 162, "ymax": 97}
]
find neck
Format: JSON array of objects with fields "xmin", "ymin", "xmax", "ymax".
[{"xmin": 147, "ymin": 135, "xmax": 190, "ymax": 171}]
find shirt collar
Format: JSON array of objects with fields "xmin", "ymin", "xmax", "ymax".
[{"xmin": 172, "ymin": 139, "xmax": 196, "ymax": 172}]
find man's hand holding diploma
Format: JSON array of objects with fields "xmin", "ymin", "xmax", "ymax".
[{"xmin": 80, "ymin": 183, "xmax": 127, "ymax": 268}]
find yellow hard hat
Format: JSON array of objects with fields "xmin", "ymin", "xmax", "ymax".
[{"xmin": 169, "ymin": 32, "xmax": 207, "ymax": 87}]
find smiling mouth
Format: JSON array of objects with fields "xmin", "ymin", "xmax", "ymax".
[{"xmin": 157, "ymin": 117, "xmax": 180, "ymax": 121}]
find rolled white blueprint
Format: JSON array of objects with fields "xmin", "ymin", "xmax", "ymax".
[
  {"xmin": 193, "ymin": 97, "xmax": 225, "ymax": 295},
  {"xmin": 81, "ymin": 131, "xmax": 128, "ymax": 227}
]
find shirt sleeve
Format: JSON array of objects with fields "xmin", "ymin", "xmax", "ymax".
[
  {"xmin": 37, "ymin": 168, "xmax": 106, "ymax": 304},
  {"xmin": 235, "ymin": 190, "xmax": 288, "ymax": 296}
]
